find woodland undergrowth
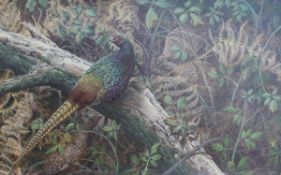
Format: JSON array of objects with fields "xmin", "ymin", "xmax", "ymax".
[{"xmin": 1, "ymin": 0, "xmax": 281, "ymax": 174}]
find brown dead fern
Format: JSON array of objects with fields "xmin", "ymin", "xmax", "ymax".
[
  {"xmin": 0, "ymin": 69, "xmax": 15, "ymax": 123},
  {"xmin": 0, "ymin": 1, "xmax": 31, "ymax": 36},
  {"xmin": 209, "ymin": 20, "xmax": 281, "ymax": 80},
  {"xmin": 0, "ymin": 70, "xmax": 34, "ymax": 174},
  {"xmin": 0, "ymin": 92, "xmax": 34, "ymax": 175},
  {"xmin": 151, "ymin": 28, "xmax": 208, "ymax": 142}
]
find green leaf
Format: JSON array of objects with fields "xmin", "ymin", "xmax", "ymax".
[
  {"xmin": 233, "ymin": 113, "xmax": 241, "ymax": 125},
  {"xmin": 31, "ymin": 119, "xmax": 43, "ymax": 131},
  {"xmin": 180, "ymin": 52, "xmax": 188, "ymax": 61},
  {"xmin": 241, "ymin": 130, "xmax": 251, "ymax": 138},
  {"xmin": 155, "ymin": 0, "xmax": 171, "ymax": 8},
  {"xmin": 214, "ymin": 0, "xmax": 223, "ymax": 8},
  {"xmin": 207, "ymin": 69, "xmax": 219, "ymax": 79},
  {"xmin": 238, "ymin": 156, "xmax": 249, "ymax": 170},
  {"xmin": 85, "ymin": 9, "xmax": 96, "ymax": 17},
  {"xmin": 174, "ymin": 7, "xmax": 185, "ymax": 14},
  {"xmin": 164, "ymin": 117, "xmax": 178, "ymax": 127},
  {"xmin": 190, "ymin": 13, "xmax": 202, "ymax": 26},
  {"xmin": 112, "ymin": 120, "xmax": 118, "ymax": 129},
  {"xmin": 212, "ymin": 143, "xmax": 224, "ymax": 152},
  {"xmin": 151, "ymin": 143, "xmax": 160, "ymax": 154},
  {"xmin": 248, "ymin": 88, "xmax": 253, "ymax": 95},
  {"xmin": 46, "ymin": 145, "xmax": 57, "ymax": 154},
  {"xmin": 262, "ymin": 92, "xmax": 270, "ymax": 98},
  {"xmin": 184, "ymin": 1, "xmax": 192, "ymax": 7},
  {"xmin": 244, "ymin": 139, "xmax": 256, "ymax": 149},
  {"xmin": 145, "ymin": 7, "xmax": 158, "ymax": 29},
  {"xmin": 209, "ymin": 17, "xmax": 215, "ymax": 26},
  {"xmin": 177, "ymin": 97, "xmax": 186, "ymax": 109},
  {"xmin": 264, "ymin": 97, "xmax": 271, "ymax": 106},
  {"xmin": 151, "ymin": 154, "xmax": 161, "ymax": 161},
  {"xmin": 25, "ymin": 0, "xmax": 37, "ymax": 13},
  {"xmin": 269, "ymin": 100, "xmax": 278, "ymax": 113},
  {"xmin": 250, "ymin": 131, "xmax": 262, "ymax": 140},
  {"xmin": 75, "ymin": 32, "xmax": 85, "ymax": 43},
  {"xmin": 140, "ymin": 155, "xmax": 147, "ymax": 162},
  {"xmin": 189, "ymin": 6, "xmax": 200, "ymax": 13},
  {"xmin": 102, "ymin": 125, "xmax": 113, "ymax": 132},
  {"xmin": 65, "ymin": 123, "xmax": 75, "ymax": 131},
  {"xmin": 179, "ymin": 13, "xmax": 189, "ymax": 25},
  {"xmin": 214, "ymin": 15, "xmax": 221, "ymax": 23},
  {"xmin": 58, "ymin": 144, "xmax": 65, "ymax": 155},
  {"xmin": 164, "ymin": 95, "xmax": 173, "ymax": 105},
  {"xmin": 38, "ymin": 0, "xmax": 48, "ymax": 9},
  {"xmin": 223, "ymin": 106, "xmax": 239, "ymax": 113}
]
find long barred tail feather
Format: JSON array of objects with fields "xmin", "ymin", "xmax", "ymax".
[{"xmin": 13, "ymin": 100, "xmax": 79, "ymax": 167}]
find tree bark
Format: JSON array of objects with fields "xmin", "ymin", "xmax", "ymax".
[{"xmin": 0, "ymin": 28, "xmax": 224, "ymax": 175}]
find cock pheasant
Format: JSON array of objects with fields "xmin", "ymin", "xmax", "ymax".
[{"xmin": 12, "ymin": 35, "xmax": 135, "ymax": 168}]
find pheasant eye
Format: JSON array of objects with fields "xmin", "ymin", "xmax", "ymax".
[{"xmin": 113, "ymin": 36, "xmax": 122, "ymax": 45}]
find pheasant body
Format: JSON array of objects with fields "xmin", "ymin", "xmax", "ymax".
[{"xmin": 13, "ymin": 36, "xmax": 135, "ymax": 168}]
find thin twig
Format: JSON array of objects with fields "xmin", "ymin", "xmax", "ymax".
[
  {"xmin": 230, "ymin": 76, "xmax": 242, "ymax": 105},
  {"xmin": 263, "ymin": 24, "xmax": 281, "ymax": 51},
  {"xmin": 231, "ymin": 104, "xmax": 260, "ymax": 161}
]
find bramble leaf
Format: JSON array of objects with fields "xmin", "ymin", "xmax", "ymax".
[
  {"xmin": 269, "ymin": 100, "xmax": 278, "ymax": 113},
  {"xmin": 177, "ymin": 97, "xmax": 186, "ymax": 109},
  {"xmin": 164, "ymin": 95, "xmax": 173, "ymax": 105},
  {"xmin": 146, "ymin": 7, "xmax": 158, "ymax": 29}
]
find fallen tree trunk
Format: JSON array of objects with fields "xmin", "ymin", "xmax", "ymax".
[{"xmin": 0, "ymin": 28, "xmax": 224, "ymax": 175}]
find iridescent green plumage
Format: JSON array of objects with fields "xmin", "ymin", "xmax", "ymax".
[{"xmin": 88, "ymin": 55, "xmax": 125, "ymax": 90}]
